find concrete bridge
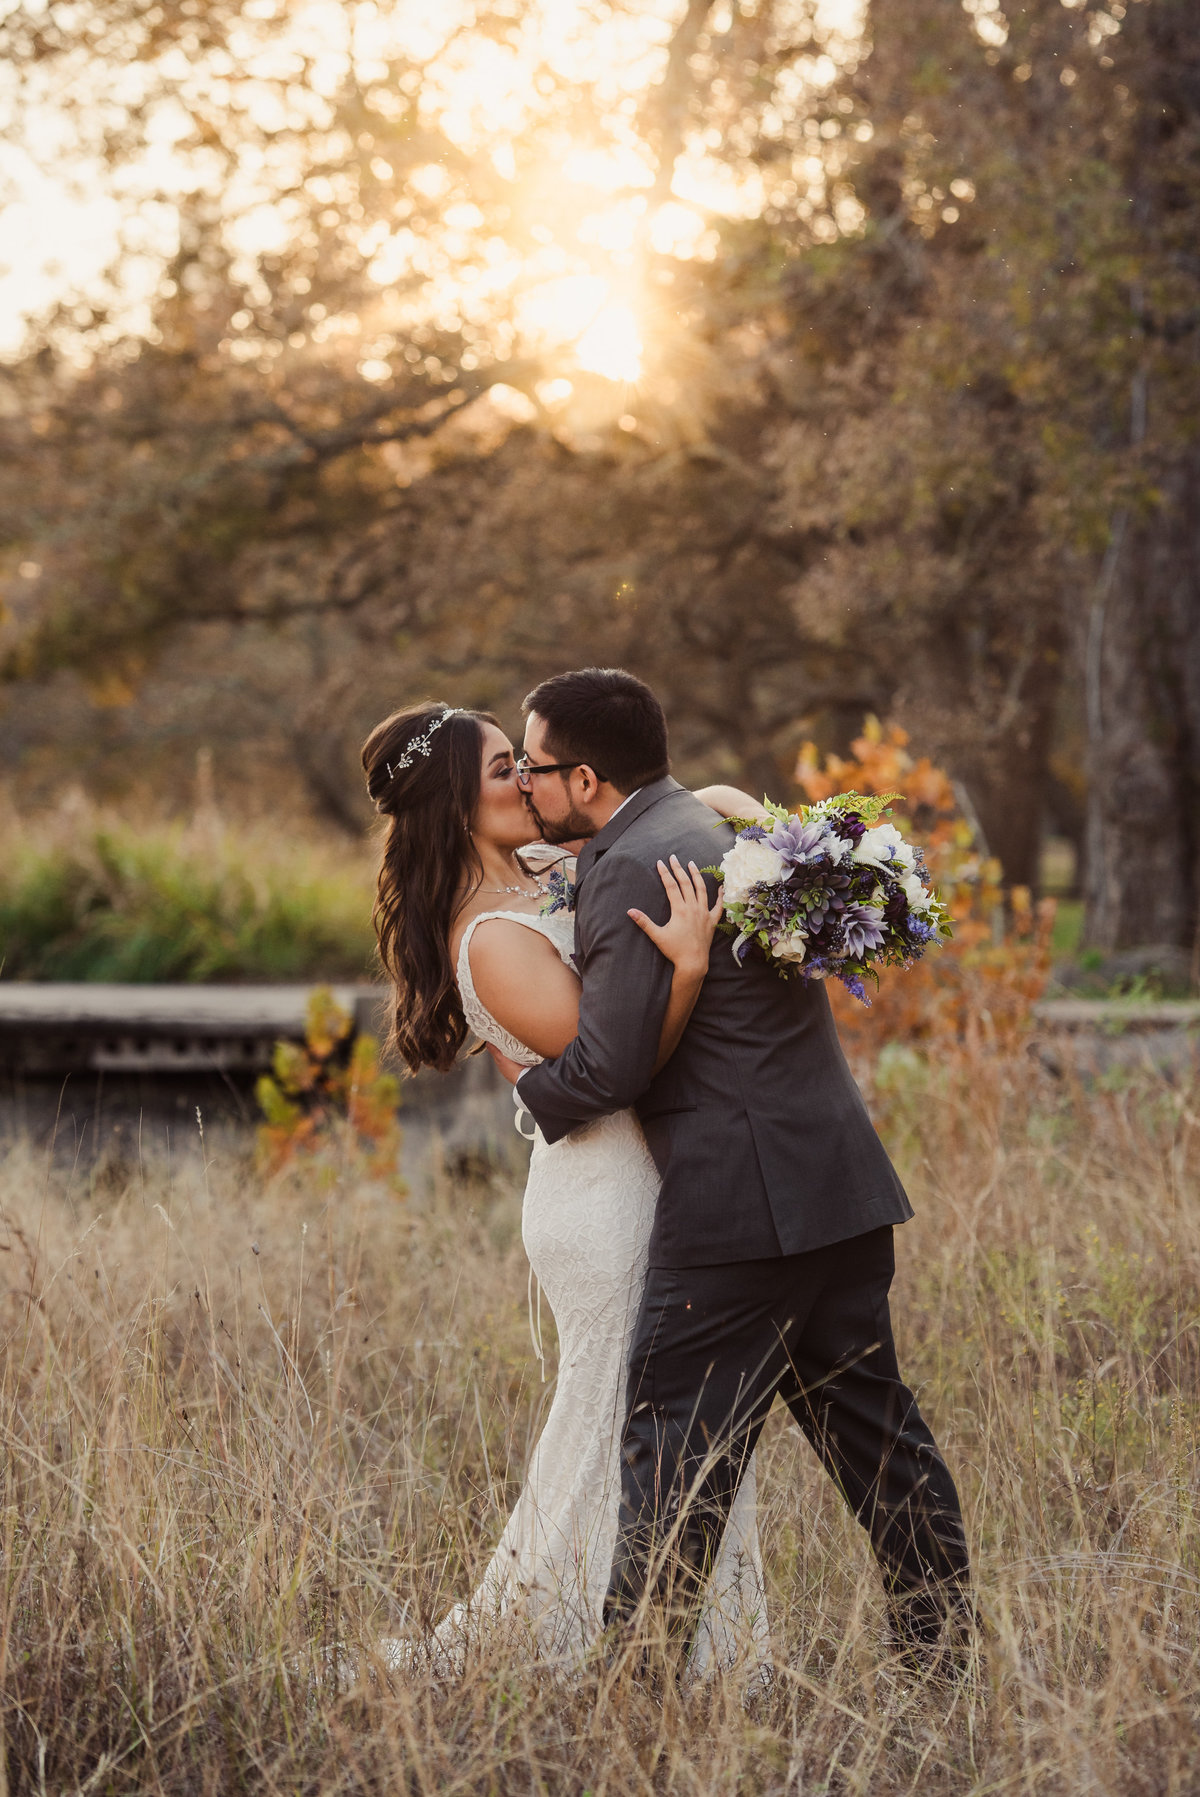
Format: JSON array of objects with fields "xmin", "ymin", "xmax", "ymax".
[
  {"xmin": 0, "ymin": 983, "xmax": 1194, "ymax": 1183},
  {"xmin": 0, "ymin": 981, "xmax": 521, "ymax": 1185}
]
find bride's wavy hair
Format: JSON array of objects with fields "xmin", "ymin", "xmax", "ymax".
[{"xmin": 362, "ymin": 701, "xmax": 500, "ymax": 1075}]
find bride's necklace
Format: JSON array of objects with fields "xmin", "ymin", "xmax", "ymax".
[{"xmin": 478, "ymin": 873, "xmax": 542, "ymax": 899}]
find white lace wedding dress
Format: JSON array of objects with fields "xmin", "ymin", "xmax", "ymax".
[{"xmin": 408, "ymin": 905, "xmax": 770, "ymax": 1678}]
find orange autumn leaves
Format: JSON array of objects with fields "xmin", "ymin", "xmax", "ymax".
[
  {"xmin": 796, "ymin": 719, "xmax": 1055, "ymax": 1049},
  {"xmin": 256, "ymin": 988, "xmax": 404, "ymax": 1183}
]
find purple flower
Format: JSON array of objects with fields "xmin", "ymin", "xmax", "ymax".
[
  {"xmin": 767, "ymin": 817, "xmax": 834, "ymax": 865},
  {"xmin": 881, "ymin": 883, "xmax": 910, "ymax": 924},
  {"xmin": 841, "ymin": 902, "xmax": 886, "ymax": 959},
  {"xmin": 541, "ymin": 869, "xmax": 576, "ymax": 915},
  {"xmin": 715, "ymin": 797, "xmax": 945, "ymax": 987},
  {"xmin": 837, "ymin": 969, "xmax": 872, "ymax": 1005},
  {"xmin": 796, "ymin": 883, "xmax": 847, "ymax": 930}
]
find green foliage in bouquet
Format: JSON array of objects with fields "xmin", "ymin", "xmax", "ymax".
[
  {"xmin": 804, "ymin": 790, "xmax": 905, "ymax": 826},
  {"xmin": 722, "ymin": 791, "xmax": 906, "ymax": 838}
]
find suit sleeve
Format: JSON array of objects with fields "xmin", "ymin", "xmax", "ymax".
[{"xmin": 517, "ymin": 852, "xmax": 674, "ymax": 1144}]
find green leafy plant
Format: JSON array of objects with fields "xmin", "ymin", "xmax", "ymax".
[
  {"xmin": 0, "ymin": 807, "xmax": 376, "ymax": 982},
  {"xmin": 723, "ymin": 790, "xmax": 906, "ymax": 838}
]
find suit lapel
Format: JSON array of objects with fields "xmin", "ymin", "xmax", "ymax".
[{"xmin": 574, "ymin": 777, "xmax": 684, "ymax": 894}]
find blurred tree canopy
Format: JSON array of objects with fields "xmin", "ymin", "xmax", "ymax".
[{"xmin": 0, "ymin": 0, "xmax": 1197, "ymax": 954}]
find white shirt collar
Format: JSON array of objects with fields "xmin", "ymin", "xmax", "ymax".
[{"xmin": 605, "ymin": 786, "xmax": 641, "ymax": 825}]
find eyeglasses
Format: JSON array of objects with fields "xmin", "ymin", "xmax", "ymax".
[{"xmin": 514, "ymin": 755, "xmax": 608, "ymax": 789}]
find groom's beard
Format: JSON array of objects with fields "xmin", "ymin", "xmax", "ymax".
[{"xmin": 523, "ymin": 796, "xmax": 596, "ymax": 845}]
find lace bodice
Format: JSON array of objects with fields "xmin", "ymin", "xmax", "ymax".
[{"xmin": 456, "ymin": 908, "xmax": 576, "ymax": 1065}]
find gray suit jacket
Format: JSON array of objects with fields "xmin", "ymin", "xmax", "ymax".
[{"xmin": 517, "ymin": 778, "xmax": 913, "ymax": 1267}]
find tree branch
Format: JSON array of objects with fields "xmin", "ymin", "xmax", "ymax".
[{"xmin": 642, "ymin": 0, "xmax": 719, "ymax": 213}]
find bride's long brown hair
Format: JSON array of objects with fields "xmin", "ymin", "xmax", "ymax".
[{"xmin": 362, "ymin": 702, "xmax": 500, "ymax": 1074}]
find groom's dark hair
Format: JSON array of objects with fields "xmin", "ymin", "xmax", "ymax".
[{"xmin": 523, "ymin": 667, "xmax": 669, "ymax": 795}]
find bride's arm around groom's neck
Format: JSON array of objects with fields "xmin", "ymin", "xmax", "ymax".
[{"xmin": 694, "ymin": 784, "xmax": 772, "ymax": 824}]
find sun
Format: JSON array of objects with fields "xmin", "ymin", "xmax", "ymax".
[
  {"xmin": 575, "ymin": 301, "xmax": 642, "ymax": 383},
  {"xmin": 516, "ymin": 273, "xmax": 645, "ymax": 384}
]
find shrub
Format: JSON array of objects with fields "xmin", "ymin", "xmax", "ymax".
[
  {"xmin": 0, "ymin": 802, "xmax": 377, "ymax": 981},
  {"xmin": 256, "ymin": 986, "xmax": 404, "ymax": 1183},
  {"xmin": 795, "ymin": 718, "xmax": 1055, "ymax": 1047}
]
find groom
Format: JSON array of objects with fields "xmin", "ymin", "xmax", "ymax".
[{"xmin": 511, "ymin": 667, "xmax": 971, "ymax": 1667}]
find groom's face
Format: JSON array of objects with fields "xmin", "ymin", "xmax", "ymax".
[{"xmin": 520, "ymin": 713, "xmax": 602, "ymax": 844}]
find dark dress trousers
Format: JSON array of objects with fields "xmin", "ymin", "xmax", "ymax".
[{"xmin": 517, "ymin": 778, "xmax": 970, "ymax": 1655}]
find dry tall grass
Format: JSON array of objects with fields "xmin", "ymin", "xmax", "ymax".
[{"xmin": 2, "ymin": 1045, "xmax": 1198, "ymax": 1794}]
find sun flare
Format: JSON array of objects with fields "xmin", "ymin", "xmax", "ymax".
[
  {"xmin": 517, "ymin": 273, "xmax": 644, "ymax": 384},
  {"xmin": 575, "ymin": 301, "xmax": 643, "ymax": 383}
]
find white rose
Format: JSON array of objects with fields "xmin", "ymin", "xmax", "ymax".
[
  {"xmin": 720, "ymin": 837, "xmax": 786, "ymax": 905},
  {"xmin": 901, "ymin": 870, "xmax": 932, "ymax": 913},
  {"xmin": 852, "ymin": 821, "xmax": 915, "ymax": 873},
  {"xmin": 770, "ymin": 932, "xmax": 807, "ymax": 964}
]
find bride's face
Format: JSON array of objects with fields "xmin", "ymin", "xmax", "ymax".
[{"xmin": 471, "ymin": 722, "xmax": 540, "ymax": 852}]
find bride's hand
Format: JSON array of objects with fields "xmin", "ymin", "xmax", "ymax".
[{"xmin": 628, "ymin": 855, "xmax": 723, "ymax": 978}]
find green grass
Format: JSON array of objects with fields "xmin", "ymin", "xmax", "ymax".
[
  {"xmin": 1050, "ymin": 896, "xmax": 1084, "ymax": 961},
  {"xmin": 0, "ymin": 806, "xmax": 378, "ymax": 981}
]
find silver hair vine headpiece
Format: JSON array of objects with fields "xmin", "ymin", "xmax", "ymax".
[{"xmin": 385, "ymin": 707, "xmax": 463, "ymax": 779}]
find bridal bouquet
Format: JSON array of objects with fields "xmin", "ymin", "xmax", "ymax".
[{"xmin": 711, "ymin": 792, "xmax": 950, "ymax": 1003}]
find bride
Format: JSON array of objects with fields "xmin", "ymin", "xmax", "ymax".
[{"xmin": 361, "ymin": 700, "xmax": 771, "ymax": 1678}]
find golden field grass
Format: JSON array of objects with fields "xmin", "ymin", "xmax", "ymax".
[{"xmin": 1, "ymin": 1044, "xmax": 1198, "ymax": 1795}]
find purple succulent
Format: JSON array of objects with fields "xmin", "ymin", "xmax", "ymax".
[
  {"xmin": 798, "ymin": 884, "xmax": 846, "ymax": 929},
  {"xmin": 841, "ymin": 902, "xmax": 887, "ymax": 959},
  {"xmin": 767, "ymin": 817, "xmax": 834, "ymax": 865}
]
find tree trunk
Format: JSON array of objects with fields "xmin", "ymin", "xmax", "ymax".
[
  {"xmin": 1083, "ymin": 444, "xmax": 1200, "ymax": 958},
  {"xmin": 898, "ymin": 604, "xmax": 1064, "ymax": 892},
  {"xmin": 962, "ymin": 653, "xmax": 1063, "ymax": 894}
]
